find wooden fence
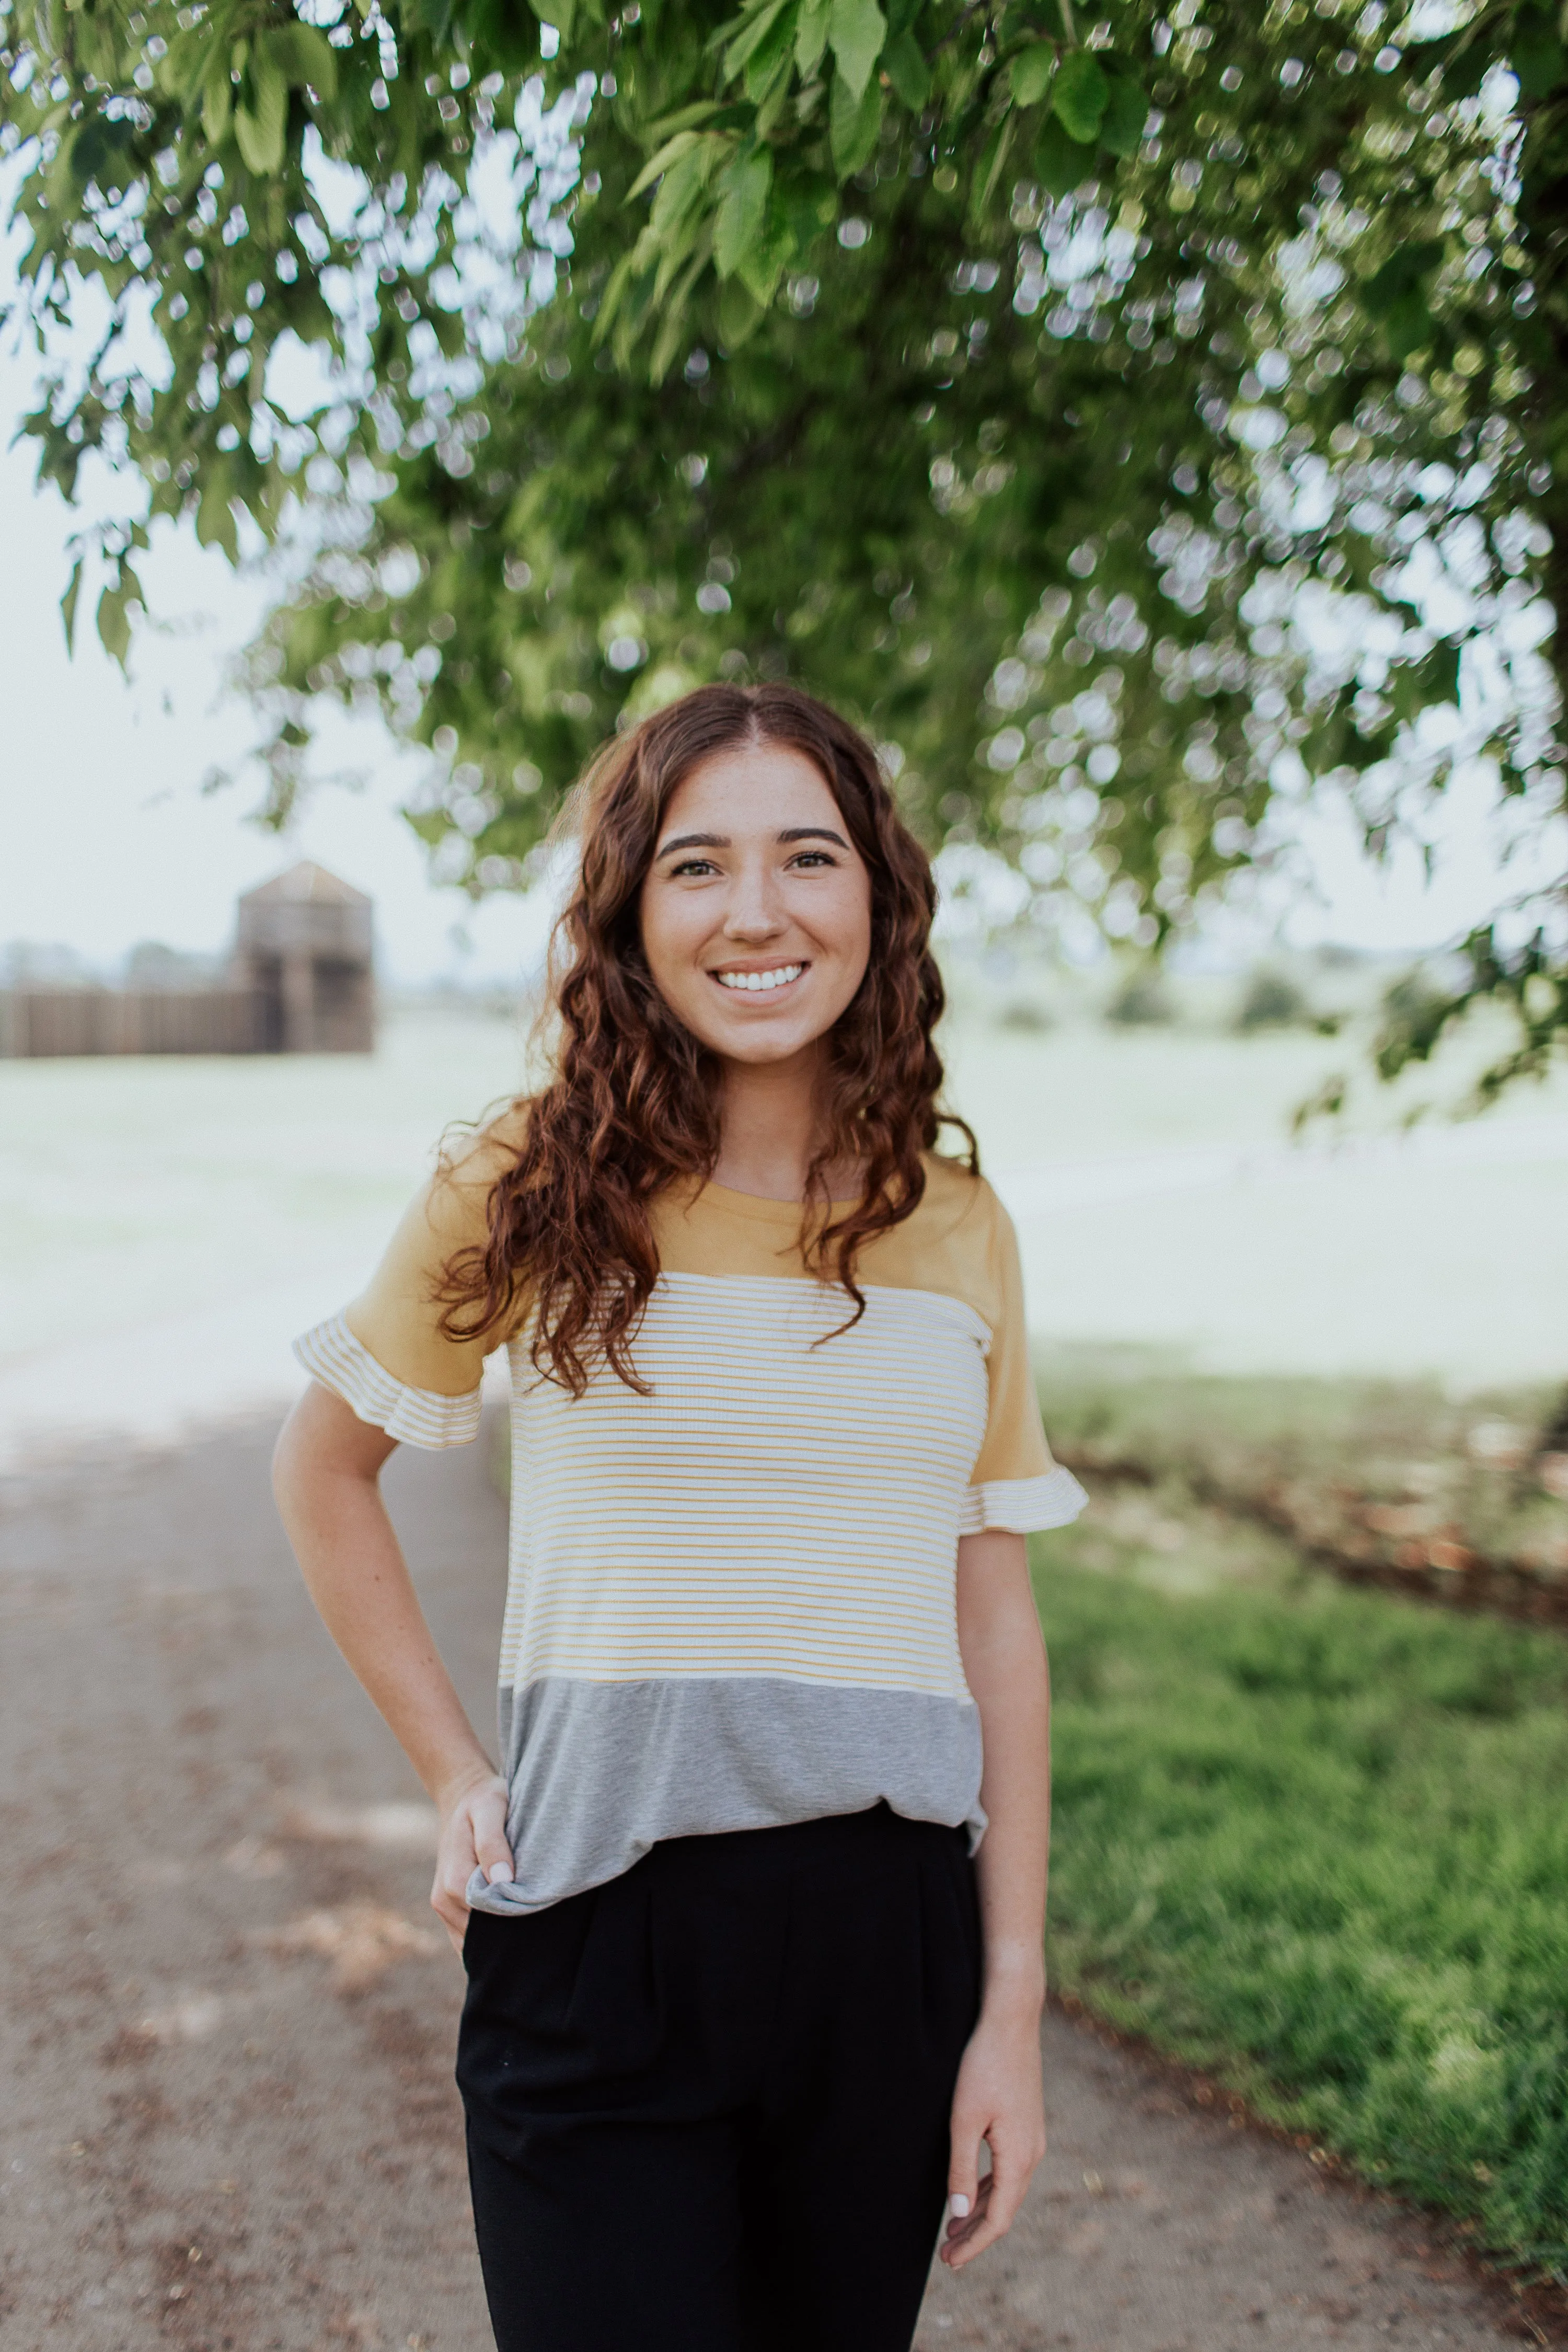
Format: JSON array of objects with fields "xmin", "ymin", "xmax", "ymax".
[{"xmin": 0, "ymin": 989, "xmax": 267, "ymax": 1058}]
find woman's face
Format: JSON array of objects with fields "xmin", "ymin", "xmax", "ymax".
[{"xmin": 638, "ymin": 741, "xmax": 873, "ymax": 1067}]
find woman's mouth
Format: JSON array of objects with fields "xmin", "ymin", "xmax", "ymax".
[{"xmin": 711, "ymin": 963, "xmax": 806, "ymax": 996}]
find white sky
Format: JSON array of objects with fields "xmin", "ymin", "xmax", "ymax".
[
  {"xmin": 0, "ymin": 336, "xmax": 554, "ymax": 987},
  {"xmin": 0, "ymin": 315, "xmax": 1546, "ymax": 986}
]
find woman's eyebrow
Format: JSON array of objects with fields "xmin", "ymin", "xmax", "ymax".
[
  {"xmin": 655, "ymin": 831, "xmax": 728, "ymax": 857},
  {"xmin": 654, "ymin": 824, "xmax": 850, "ymax": 857}
]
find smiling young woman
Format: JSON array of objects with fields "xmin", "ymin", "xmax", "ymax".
[{"xmin": 272, "ymin": 683, "xmax": 1087, "ymax": 2352}]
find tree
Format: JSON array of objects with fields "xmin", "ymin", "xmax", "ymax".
[{"xmin": 3, "ymin": 0, "xmax": 1564, "ymax": 1091}]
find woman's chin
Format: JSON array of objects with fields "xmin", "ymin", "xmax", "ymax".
[{"xmin": 707, "ymin": 1022, "xmax": 825, "ymax": 1069}]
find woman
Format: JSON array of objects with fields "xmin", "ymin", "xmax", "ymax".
[{"xmin": 273, "ymin": 682, "xmax": 1086, "ymax": 2352}]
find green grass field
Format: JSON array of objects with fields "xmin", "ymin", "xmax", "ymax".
[{"xmin": 1037, "ymin": 1515, "xmax": 1568, "ymax": 2274}]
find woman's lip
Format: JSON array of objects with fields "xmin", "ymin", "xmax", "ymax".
[{"xmin": 706, "ymin": 963, "xmax": 809, "ymax": 996}]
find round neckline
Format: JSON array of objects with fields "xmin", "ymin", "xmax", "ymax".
[{"xmin": 696, "ymin": 1177, "xmax": 860, "ymax": 1224}]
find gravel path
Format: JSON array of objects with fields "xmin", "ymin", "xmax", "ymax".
[{"xmin": 0, "ymin": 1423, "xmax": 1542, "ymax": 2351}]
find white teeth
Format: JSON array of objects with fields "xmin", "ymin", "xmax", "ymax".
[{"xmin": 715, "ymin": 964, "xmax": 803, "ymax": 994}]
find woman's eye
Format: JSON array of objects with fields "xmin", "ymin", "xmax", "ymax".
[
  {"xmin": 671, "ymin": 859, "xmax": 718, "ymax": 878},
  {"xmin": 788, "ymin": 851, "xmax": 835, "ymax": 870}
]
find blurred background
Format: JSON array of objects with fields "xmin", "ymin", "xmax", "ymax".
[{"xmin": 5, "ymin": 379, "xmax": 1564, "ymax": 1457}]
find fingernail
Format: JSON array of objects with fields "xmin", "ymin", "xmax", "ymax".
[
  {"xmin": 486, "ymin": 1862, "xmax": 514, "ymax": 1885},
  {"xmin": 949, "ymin": 2193, "xmax": 971, "ymax": 2219}
]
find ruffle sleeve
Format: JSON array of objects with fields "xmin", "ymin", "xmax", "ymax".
[
  {"xmin": 960, "ymin": 1185, "xmax": 1087, "ymax": 1538},
  {"xmin": 293, "ymin": 1310, "xmax": 483, "ymax": 1449},
  {"xmin": 958, "ymin": 1462, "xmax": 1088, "ymax": 1536}
]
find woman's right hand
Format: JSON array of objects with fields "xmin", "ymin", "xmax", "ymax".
[{"xmin": 431, "ymin": 1768, "xmax": 514, "ymax": 1952}]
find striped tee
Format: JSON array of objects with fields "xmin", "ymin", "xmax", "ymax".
[{"xmin": 294, "ymin": 1120, "xmax": 1086, "ymax": 1912}]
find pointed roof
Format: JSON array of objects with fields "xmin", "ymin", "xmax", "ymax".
[{"xmin": 238, "ymin": 860, "xmax": 370, "ymax": 907}]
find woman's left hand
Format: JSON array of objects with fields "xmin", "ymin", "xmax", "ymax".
[{"xmin": 940, "ymin": 2004, "xmax": 1047, "ymax": 2268}]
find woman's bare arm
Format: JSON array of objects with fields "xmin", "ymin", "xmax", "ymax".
[
  {"xmin": 940, "ymin": 1526, "xmax": 1052, "ymax": 2269},
  {"xmin": 272, "ymin": 1380, "xmax": 513, "ymax": 1948}
]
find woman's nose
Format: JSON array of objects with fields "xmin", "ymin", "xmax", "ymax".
[{"xmin": 722, "ymin": 870, "xmax": 786, "ymax": 938}]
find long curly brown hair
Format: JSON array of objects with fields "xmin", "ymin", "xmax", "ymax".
[{"xmin": 437, "ymin": 682, "xmax": 976, "ymax": 1394}]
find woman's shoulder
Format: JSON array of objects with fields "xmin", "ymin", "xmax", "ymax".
[
  {"xmin": 433, "ymin": 1099, "xmax": 533, "ymax": 1204},
  {"xmin": 367, "ymin": 1100, "xmax": 532, "ymax": 1279},
  {"xmin": 916, "ymin": 1147, "xmax": 1008, "ymax": 1238},
  {"xmin": 854, "ymin": 1148, "xmax": 1009, "ymax": 1317}
]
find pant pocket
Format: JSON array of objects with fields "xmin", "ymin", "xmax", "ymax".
[
  {"xmin": 457, "ymin": 1888, "xmax": 605, "ymax": 2123},
  {"xmin": 562, "ymin": 1864, "xmax": 664, "ymax": 2081}
]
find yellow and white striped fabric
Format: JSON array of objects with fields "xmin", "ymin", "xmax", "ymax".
[
  {"xmin": 294, "ymin": 1312, "xmax": 483, "ymax": 1449},
  {"xmin": 294, "ymin": 1133, "xmax": 1086, "ymax": 1912}
]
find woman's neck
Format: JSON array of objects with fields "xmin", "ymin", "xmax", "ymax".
[{"xmin": 710, "ymin": 1047, "xmax": 829, "ymax": 1202}]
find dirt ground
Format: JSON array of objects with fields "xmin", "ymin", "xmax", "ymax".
[{"xmin": 0, "ymin": 1421, "xmax": 1549, "ymax": 2352}]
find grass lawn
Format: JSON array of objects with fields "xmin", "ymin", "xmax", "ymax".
[
  {"xmin": 1037, "ymin": 1517, "xmax": 1568, "ymax": 2273},
  {"xmin": 1034, "ymin": 1350, "xmax": 1568, "ymax": 1583}
]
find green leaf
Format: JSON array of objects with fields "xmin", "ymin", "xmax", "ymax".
[
  {"xmin": 96, "ymin": 582, "xmax": 131, "ymax": 668},
  {"xmin": 829, "ymin": 67, "xmax": 883, "ymax": 175},
  {"xmin": 719, "ymin": 274, "xmax": 768, "ymax": 346},
  {"xmin": 1028, "ymin": 0, "xmax": 1075, "ymax": 38},
  {"xmin": 1408, "ymin": 638, "xmax": 1462, "ymax": 713},
  {"xmin": 752, "ymin": 48, "xmax": 797, "ymax": 132},
  {"xmin": 745, "ymin": 18, "xmax": 798, "ymax": 107},
  {"xmin": 648, "ymin": 139, "xmax": 725, "ymax": 241},
  {"xmin": 263, "ymin": 23, "xmax": 340, "ymax": 99},
  {"xmin": 201, "ymin": 50, "xmax": 233, "ymax": 147},
  {"xmin": 627, "ymin": 130, "xmax": 704, "ymax": 204},
  {"xmin": 1009, "ymin": 43, "xmax": 1056, "ymax": 109},
  {"xmin": 1361, "ymin": 239, "xmax": 1444, "ymax": 319},
  {"xmin": 649, "ymin": 303, "xmax": 691, "ymax": 386},
  {"xmin": 1051, "ymin": 49, "xmax": 1109, "ymax": 143},
  {"xmin": 156, "ymin": 29, "xmax": 208, "ymax": 103},
  {"xmin": 714, "ymin": 146, "xmax": 774, "ymax": 277},
  {"xmin": 69, "ymin": 113, "xmax": 134, "ymax": 189},
  {"xmin": 796, "ymin": 0, "xmax": 833, "ymax": 74},
  {"xmin": 1034, "ymin": 111, "xmax": 1094, "ymax": 199},
  {"xmin": 723, "ymin": 0, "xmax": 792, "ymax": 83},
  {"xmin": 60, "ymin": 557, "xmax": 83, "ymax": 654},
  {"xmin": 234, "ymin": 45, "xmax": 289, "ymax": 174},
  {"xmin": 639, "ymin": 101, "xmax": 727, "ymax": 143},
  {"xmin": 1099, "ymin": 68, "xmax": 1147, "ymax": 157},
  {"xmin": 1401, "ymin": 29, "xmax": 1490, "ymax": 101},
  {"xmin": 737, "ymin": 197, "xmax": 793, "ymax": 303},
  {"xmin": 828, "ymin": 0, "xmax": 887, "ymax": 103},
  {"xmin": 1382, "ymin": 291, "xmax": 1433, "ymax": 362},
  {"xmin": 198, "ymin": 466, "xmax": 240, "ymax": 563},
  {"xmin": 882, "ymin": 28, "xmax": 931, "ymax": 109},
  {"xmin": 527, "ymin": 0, "xmax": 576, "ymax": 38},
  {"xmin": 592, "ymin": 245, "xmax": 641, "ymax": 343},
  {"xmin": 431, "ymin": 302, "xmax": 467, "ymax": 357},
  {"xmin": 779, "ymin": 169, "xmax": 838, "ymax": 251},
  {"xmin": 969, "ymin": 111, "xmax": 1017, "ymax": 224},
  {"xmin": 649, "ymin": 238, "xmax": 713, "ymax": 381},
  {"xmin": 1402, "ymin": 33, "xmax": 1458, "ymax": 80},
  {"xmin": 1512, "ymin": 4, "xmax": 1567, "ymax": 99},
  {"xmin": 1438, "ymin": 39, "xmax": 1492, "ymax": 100}
]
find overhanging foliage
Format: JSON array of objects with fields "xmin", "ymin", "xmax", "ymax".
[{"xmin": 2, "ymin": 0, "xmax": 1565, "ymax": 1087}]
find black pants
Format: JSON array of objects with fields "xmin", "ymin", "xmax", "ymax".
[{"xmin": 457, "ymin": 1803, "xmax": 982, "ymax": 2352}]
